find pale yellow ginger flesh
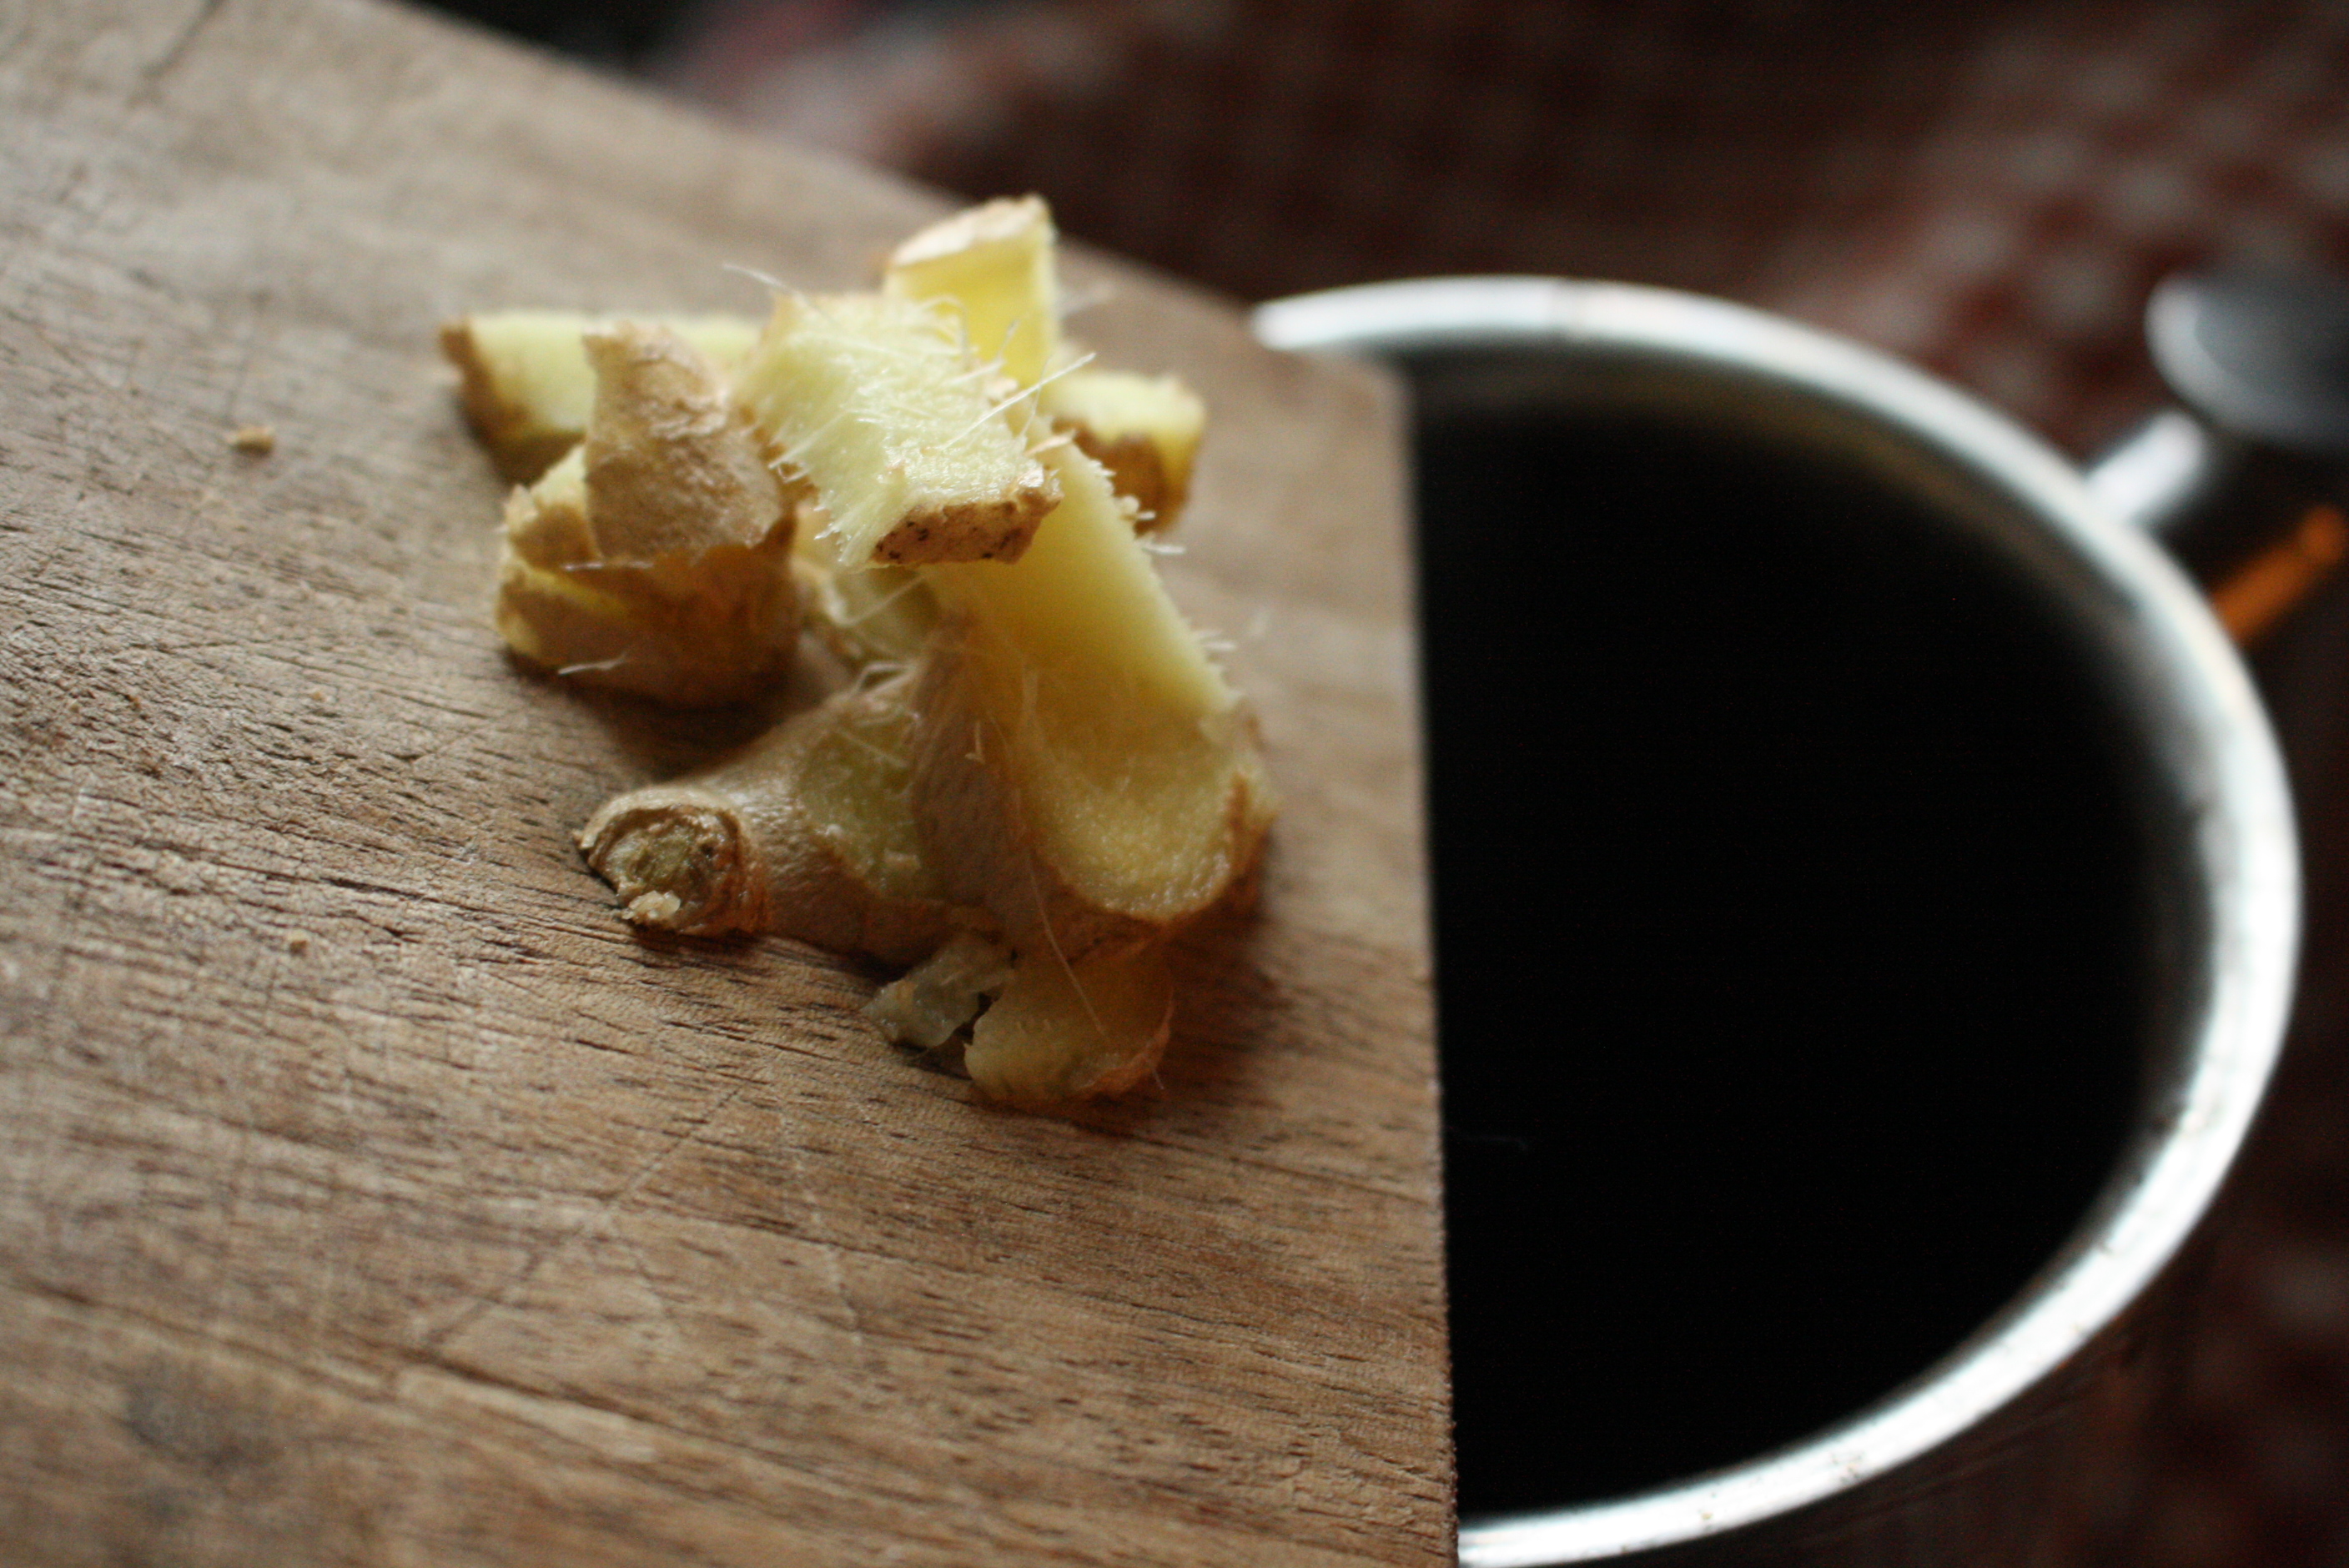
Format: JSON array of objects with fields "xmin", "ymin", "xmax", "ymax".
[
  {"xmin": 501, "ymin": 443, "xmax": 593, "ymax": 570},
  {"xmin": 494, "ymin": 323, "xmax": 796, "ymax": 706},
  {"xmin": 578, "ymin": 675, "xmax": 961, "ymax": 965},
  {"xmin": 734, "ymin": 292, "xmax": 1058, "ymax": 570},
  {"xmin": 793, "ymin": 557, "xmax": 940, "ymax": 671},
  {"xmin": 442, "ymin": 311, "xmax": 762, "ymax": 480},
  {"xmin": 914, "ymin": 441, "xmax": 1273, "ymax": 960},
  {"xmin": 883, "ymin": 195, "xmax": 1059, "ymax": 389},
  {"xmin": 1040, "ymin": 369, "xmax": 1206, "ymax": 532},
  {"xmin": 863, "ymin": 920, "xmax": 1177, "ymax": 1103},
  {"xmin": 864, "ymin": 931, "xmax": 1016, "ymax": 1052},
  {"xmin": 967, "ymin": 943, "xmax": 1175, "ymax": 1103}
]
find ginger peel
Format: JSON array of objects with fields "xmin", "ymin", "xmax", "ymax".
[{"xmin": 494, "ymin": 323, "xmax": 797, "ymax": 706}]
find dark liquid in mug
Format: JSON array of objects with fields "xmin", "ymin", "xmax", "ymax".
[{"xmin": 1418, "ymin": 413, "xmax": 2149, "ymax": 1516}]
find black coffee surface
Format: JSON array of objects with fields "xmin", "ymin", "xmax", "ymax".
[{"xmin": 1419, "ymin": 413, "xmax": 2149, "ymax": 1516}]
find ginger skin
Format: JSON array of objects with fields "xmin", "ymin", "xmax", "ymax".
[
  {"xmin": 495, "ymin": 323, "xmax": 798, "ymax": 706},
  {"xmin": 579, "ymin": 676, "xmax": 968, "ymax": 967}
]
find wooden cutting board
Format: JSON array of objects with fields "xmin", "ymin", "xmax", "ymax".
[{"xmin": 0, "ymin": 2, "xmax": 1450, "ymax": 1562}]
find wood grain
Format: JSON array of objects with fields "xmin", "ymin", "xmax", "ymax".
[{"xmin": 0, "ymin": 2, "xmax": 1450, "ymax": 1562}]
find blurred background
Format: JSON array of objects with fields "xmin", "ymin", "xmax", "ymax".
[
  {"xmin": 425, "ymin": 0, "xmax": 2349, "ymax": 460},
  {"xmin": 421, "ymin": 1, "xmax": 2349, "ymax": 1560}
]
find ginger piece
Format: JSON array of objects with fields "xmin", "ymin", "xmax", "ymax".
[
  {"xmin": 791, "ymin": 350, "xmax": 1208, "ymax": 663},
  {"xmin": 864, "ymin": 931, "xmax": 1015, "ymax": 1052},
  {"xmin": 1039, "ymin": 369, "xmax": 1205, "ymax": 532},
  {"xmin": 500, "ymin": 443, "xmax": 595, "ymax": 569},
  {"xmin": 863, "ymin": 932, "xmax": 1174, "ymax": 1104},
  {"xmin": 913, "ymin": 441, "xmax": 1274, "ymax": 961},
  {"xmin": 579, "ymin": 674, "xmax": 966, "ymax": 965},
  {"xmin": 883, "ymin": 199, "xmax": 1213, "ymax": 530},
  {"xmin": 581, "ymin": 324, "xmax": 783, "ymax": 559},
  {"xmin": 794, "ymin": 556, "xmax": 940, "ymax": 671},
  {"xmin": 495, "ymin": 323, "xmax": 796, "ymax": 706},
  {"xmin": 967, "ymin": 943, "xmax": 1175, "ymax": 1103},
  {"xmin": 442, "ymin": 311, "xmax": 763, "ymax": 480},
  {"xmin": 882, "ymin": 195, "xmax": 1059, "ymax": 389},
  {"xmin": 732, "ymin": 292, "xmax": 1058, "ymax": 570}
]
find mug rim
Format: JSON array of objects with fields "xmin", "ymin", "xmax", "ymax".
[{"xmin": 1254, "ymin": 278, "xmax": 2301, "ymax": 1565}]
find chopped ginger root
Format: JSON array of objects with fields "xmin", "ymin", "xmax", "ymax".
[
  {"xmin": 734, "ymin": 292, "xmax": 1059, "ymax": 570},
  {"xmin": 1039, "ymin": 369, "xmax": 1205, "ymax": 531},
  {"xmin": 579, "ymin": 674, "xmax": 963, "ymax": 965},
  {"xmin": 794, "ymin": 555, "xmax": 940, "ymax": 671},
  {"xmin": 867, "ymin": 931, "xmax": 1177, "ymax": 1103},
  {"xmin": 460, "ymin": 195, "xmax": 1267, "ymax": 1108},
  {"xmin": 915, "ymin": 441, "xmax": 1272, "ymax": 959},
  {"xmin": 865, "ymin": 931, "xmax": 1016, "ymax": 1052},
  {"xmin": 581, "ymin": 324, "xmax": 782, "ymax": 560},
  {"xmin": 883, "ymin": 195, "xmax": 1059, "ymax": 389},
  {"xmin": 495, "ymin": 323, "xmax": 796, "ymax": 706},
  {"xmin": 968, "ymin": 943, "xmax": 1175, "ymax": 1103},
  {"xmin": 443, "ymin": 311, "xmax": 763, "ymax": 480}
]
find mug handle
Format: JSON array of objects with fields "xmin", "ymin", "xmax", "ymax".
[{"xmin": 2089, "ymin": 267, "xmax": 2349, "ymax": 644}]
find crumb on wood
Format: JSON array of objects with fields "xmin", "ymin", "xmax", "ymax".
[
  {"xmin": 229, "ymin": 424, "xmax": 276, "ymax": 455},
  {"xmin": 284, "ymin": 931, "xmax": 313, "ymax": 955}
]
